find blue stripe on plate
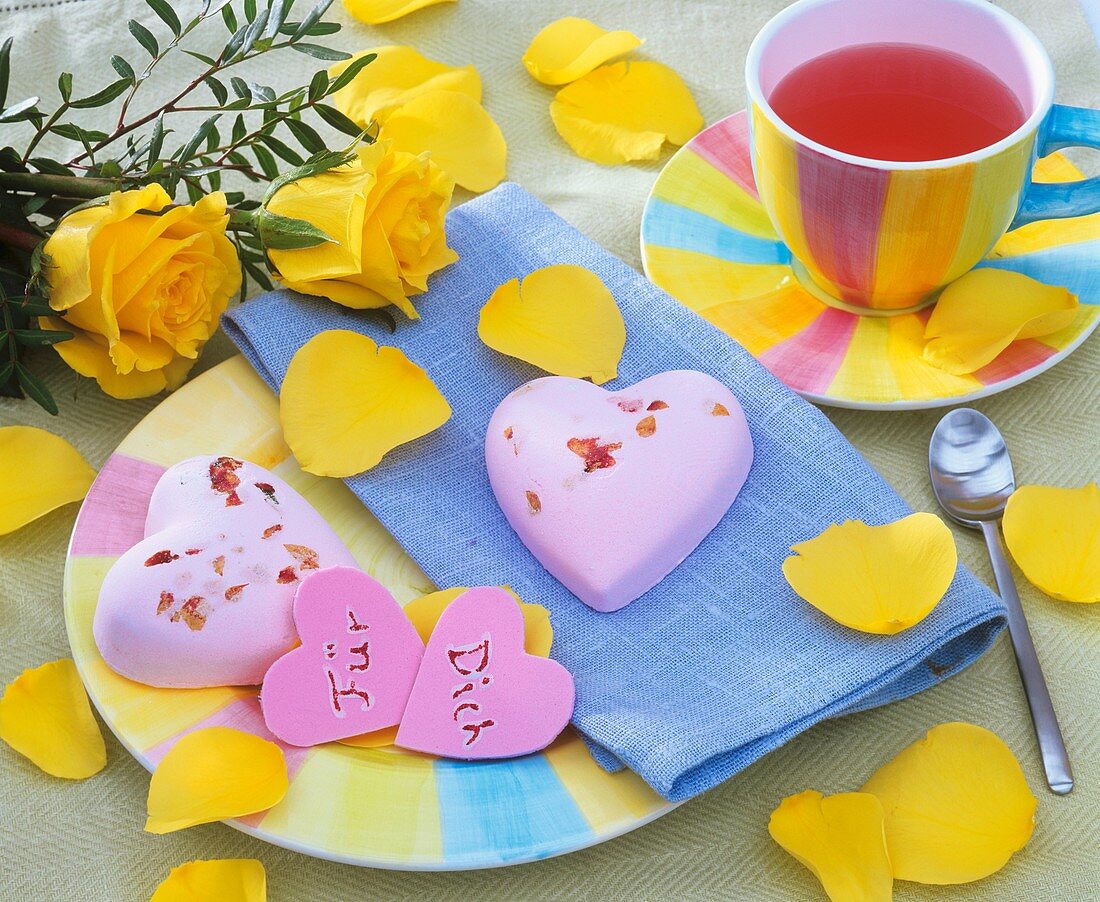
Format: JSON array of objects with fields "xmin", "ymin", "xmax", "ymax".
[
  {"xmin": 977, "ymin": 239, "xmax": 1100, "ymax": 304},
  {"xmin": 642, "ymin": 198, "xmax": 790, "ymax": 265},
  {"xmin": 434, "ymin": 755, "xmax": 592, "ymax": 865}
]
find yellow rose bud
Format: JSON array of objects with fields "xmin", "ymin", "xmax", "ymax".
[
  {"xmin": 41, "ymin": 184, "xmax": 240, "ymax": 399},
  {"xmin": 266, "ymin": 142, "xmax": 458, "ymax": 318}
]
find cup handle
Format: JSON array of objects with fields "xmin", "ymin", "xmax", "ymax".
[{"xmin": 1011, "ymin": 104, "xmax": 1100, "ymax": 228}]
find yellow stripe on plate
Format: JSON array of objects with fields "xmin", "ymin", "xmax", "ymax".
[
  {"xmin": 63, "ymin": 555, "xmax": 251, "ymax": 751},
  {"xmin": 544, "ymin": 734, "xmax": 666, "ymax": 832},
  {"xmin": 703, "ymin": 281, "xmax": 825, "ymax": 358},
  {"xmin": 258, "ymin": 744, "xmax": 443, "ymax": 865},
  {"xmin": 886, "ymin": 313, "xmax": 982, "ymax": 402},
  {"xmin": 116, "ymin": 356, "xmax": 290, "ymax": 469},
  {"xmin": 825, "ymin": 316, "xmax": 901, "ymax": 404},
  {"xmin": 651, "ymin": 150, "xmax": 778, "ymax": 240},
  {"xmin": 1034, "ymin": 303, "xmax": 1100, "ymax": 351},
  {"xmin": 645, "ymin": 245, "xmax": 792, "ymax": 312}
]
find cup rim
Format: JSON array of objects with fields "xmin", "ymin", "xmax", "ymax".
[{"xmin": 744, "ymin": 0, "xmax": 1055, "ymax": 170}]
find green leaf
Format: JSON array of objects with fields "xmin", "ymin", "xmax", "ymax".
[
  {"xmin": 57, "ymin": 72, "xmax": 73, "ymax": 101},
  {"xmin": 230, "ymin": 76, "xmax": 252, "ymax": 102},
  {"xmin": 280, "ymin": 20, "xmax": 339, "ymax": 37},
  {"xmin": 206, "ymin": 75, "xmax": 228, "ymax": 105},
  {"xmin": 177, "ymin": 114, "xmax": 221, "ymax": 162},
  {"xmin": 284, "ymin": 117, "xmax": 325, "ymax": 153},
  {"xmin": 231, "ymin": 113, "xmax": 247, "ymax": 144},
  {"xmin": 244, "ymin": 0, "xmax": 258, "ymax": 21},
  {"xmin": 244, "ymin": 259, "xmax": 274, "ymax": 291},
  {"xmin": 13, "ymin": 328, "xmax": 72, "ymax": 347},
  {"xmin": 327, "ymin": 52, "xmax": 375, "ymax": 94},
  {"xmin": 0, "ymin": 146, "xmax": 28, "ymax": 172},
  {"xmin": 0, "ymin": 360, "xmax": 15, "ymax": 393},
  {"xmin": 50, "ymin": 123, "xmax": 108, "ymax": 143},
  {"xmin": 290, "ymin": 42, "xmax": 349, "ymax": 61},
  {"xmin": 147, "ymin": 112, "xmax": 166, "ymax": 162},
  {"xmin": 22, "ymin": 195, "xmax": 49, "ymax": 216},
  {"xmin": 70, "ymin": 78, "xmax": 131, "ymax": 109},
  {"xmin": 15, "ymin": 362, "xmax": 58, "ymax": 415},
  {"xmin": 0, "ymin": 37, "xmax": 13, "ymax": 109},
  {"xmin": 249, "ymin": 82, "xmax": 277, "ymax": 104},
  {"xmin": 263, "ymin": 0, "xmax": 289, "ymax": 39},
  {"xmin": 290, "ymin": 0, "xmax": 333, "ymax": 41},
  {"xmin": 252, "ymin": 143, "xmax": 279, "ymax": 179},
  {"xmin": 308, "ymin": 69, "xmax": 328, "ymax": 102},
  {"xmin": 259, "ymin": 133, "xmax": 303, "ymax": 165},
  {"xmin": 183, "ymin": 49, "xmax": 217, "ymax": 65},
  {"xmin": 314, "ymin": 103, "xmax": 362, "ymax": 137},
  {"xmin": 224, "ymin": 190, "xmax": 246, "ymax": 205},
  {"xmin": 30, "ymin": 157, "xmax": 75, "ymax": 176},
  {"xmin": 146, "ymin": 0, "xmax": 182, "ymax": 35},
  {"xmin": 256, "ymin": 209, "xmax": 334, "ymax": 249},
  {"xmin": 236, "ymin": 9, "xmax": 270, "ymax": 58},
  {"xmin": 184, "ymin": 179, "xmax": 204, "ymax": 203},
  {"xmin": 128, "ymin": 19, "xmax": 160, "ymax": 57},
  {"xmin": 13, "ymin": 297, "xmax": 54, "ymax": 317},
  {"xmin": 0, "ymin": 97, "xmax": 40, "ymax": 122},
  {"xmin": 110, "ymin": 56, "xmax": 136, "ymax": 83},
  {"xmin": 221, "ymin": 4, "xmax": 238, "ymax": 31}
]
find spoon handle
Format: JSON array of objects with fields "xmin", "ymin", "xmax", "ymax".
[{"xmin": 979, "ymin": 519, "xmax": 1074, "ymax": 795}]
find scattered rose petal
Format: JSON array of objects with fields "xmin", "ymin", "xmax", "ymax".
[
  {"xmin": 0, "ymin": 659, "xmax": 106, "ymax": 779},
  {"xmin": 339, "ymin": 586, "xmax": 552, "ymax": 749},
  {"xmin": 550, "ymin": 61, "xmax": 703, "ymax": 164},
  {"xmin": 768, "ymin": 790, "xmax": 893, "ymax": 902},
  {"xmin": 0, "ymin": 427, "xmax": 96, "ymax": 535},
  {"xmin": 523, "ymin": 17, "xmax": 643, "ymax": 85},
  {"xmin": 342, "ymin": 0, "xmax": 454, "ymax": 25},
  {"xmin": 862, "ymin": 722, "xmax": 1036, "ymax": 884},
  {"xmin": 145, "ymin": 726, "xmax": 288, "ymax": 834},
  {"xmin": 923, "ymin": 269, "xmax": 1078, "ymax": 374},
  {"xmin": 478, "ymin": 264, "xmax": 626, "ymax": 384},
  {"xmin": 782, "ymin": 513, "xmax": 957, "ymax": 635},
  {"xmin": 330, "ymin": 46, "xmax": 481, "ymax": 127},
  {"xmin": 381, "ymin": 90, "xmax": 507, "ymax": 192},
  {"xmin": 280, "ymin": 330, "xmax": 451, "ymax": 478},
  {"xmin": 149, "ymin": 859, "xmax": 266, "ymax": 902},
  {"xmin": 1003, "ymin": 483, "xmax": 1100, "ymax": 603}
]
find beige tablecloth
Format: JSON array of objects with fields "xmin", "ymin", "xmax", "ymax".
[{"xmin": 1, "ymin": 1, "xmax": 1098, "ymax": 898}]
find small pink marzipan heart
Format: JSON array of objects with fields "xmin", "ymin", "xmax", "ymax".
[
  {"xmin": 260, "ymin": 567, "xmax": 424, "ymax": 746},
  {"xmin": 395, "ymin": 587, "xmax": 575, "ymax": 759}
]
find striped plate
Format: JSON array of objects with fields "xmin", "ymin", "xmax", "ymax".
[
  {"xmin": 641, "ymin": 110, "xmax": 1100, "ymax": 410},
  {"xmin": 62, "ymin": 355, "xmax": 673, "ymax": 869}
]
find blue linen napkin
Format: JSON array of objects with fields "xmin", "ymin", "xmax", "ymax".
[{"xmin": 224, "ymin": 182, "xmax": 1006, "ymax": 802}]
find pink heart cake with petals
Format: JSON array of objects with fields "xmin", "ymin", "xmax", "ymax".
[
  {"xmin": 485, "ymin": 371, "xmax": 753, "ymax": 612},
  {"xmin": 395, "ymin": 587, "xmax": 574, "ymax": 759},
  {"xmin": 94, "ymin": 455, "xmax": 358, "ymax": 688},
  {"xmin": 260, "ymin": 566, "xmax": 424, "ymax": 746}
]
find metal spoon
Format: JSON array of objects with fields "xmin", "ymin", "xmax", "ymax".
[{"xmin": 929, "ymin": 407, "xmax": 1073, "ymax": 795}]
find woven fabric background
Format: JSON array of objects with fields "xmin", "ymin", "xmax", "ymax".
[{"xmin": 0, "ymin": 0, "xmax": 1097, "ymax": 898}]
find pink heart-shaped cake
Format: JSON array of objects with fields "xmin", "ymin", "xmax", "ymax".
[
  {"xmin": 94, "ymin": 455, "xmax": 358, "ymax": 688},
  {"xmin": 260, "ymin": 567, "xmax": 424, "ymax": 746},
  {"xmin": 394, "ymin": 587, "xmax": 574, "ymax": 759},
  {"xmin": 485, "ymin": 371, "xmax": 753, "ymax": 612}
]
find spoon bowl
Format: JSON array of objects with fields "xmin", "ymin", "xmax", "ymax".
[{"xmin": 929, "ymin": 408, "xmax": 1016, "ymax": 527}]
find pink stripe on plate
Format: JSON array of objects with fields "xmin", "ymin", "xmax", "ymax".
[
  {"xmin": 145, "ymin": 695, "xmax": 313, "ymax": 828},
  {"xmin": 759, "ymin": 307, "xmax": 858, "ymax": 395},
  {"xmin": 71, "ymin": 453, "xmax": 165, "ymax": 557},
  {"xmin": 972, "ymin": 339, "xmax": 1058, "ymax": 385},
  {"xmin": 690, "ymin": 111, "xmax": 760, "ymax": 200}
]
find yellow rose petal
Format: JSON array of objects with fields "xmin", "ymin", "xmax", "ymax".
[
  {"xmin": 1003, "ymin": 483, "xmax": 1100, "ymax": 603},
  {"xmin": 330, "ymin": 46, "xmax": 480, "ymax": 126},
  {"xmin": 768, "ymin": 790, "xmax": 893, "ymax": 902},
  {"xmin": 339, "ymin": 586, "xmax": 552, "ymax": 748},
  {"xmin": 862, "ymin": 722, "xmax": 1036, "ymax": 884},
  {"xmin": 550, "ymin": 61, "xmax": 703, "ymax": 165},
  {"xmin": 523, "ymin": 17, "xmax": 643, "ymax": 86},
  {"xmin": 923, "ymin": 269, "xmax": 1078, "ymax": 374},
  {"xmin": 149, "ymin": 859, "xmax": 266, "ymax": 902},
  {"xmin": 478, "ymin": 264, "xmax": 626, "ymax": 384},
  {"xmin": 381, "ymin": 90, "xmax": 507, "ymax": 192},
  {"xmin": 782, "ymin": 513, "xmax": 957, "ymax": 635},
  {"xmin": 280, "ymin": 329, "xmax": 451, "ymax": 478},
  {"xmin": 145, "ymin": 726, "xmax": 288, "ymax": 834},
  {"xmin": 0, "ymin": 427, "xmax": 96, "ymax": 535},
  {"xmin": 343, "ymin": 0, "xmax": 454, "ymax": 25},
  {"xmin": 0, "ymin": 659, "xmax": 106, "ymax": 780}
]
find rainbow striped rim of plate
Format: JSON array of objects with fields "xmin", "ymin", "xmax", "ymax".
[
  {"xmin": 640, "ymin": 110, "xmax": 1100, "ymax": 410},
  {"xmin": 63, "ymin": 356, "xmax": 673, "ymax": 870}
]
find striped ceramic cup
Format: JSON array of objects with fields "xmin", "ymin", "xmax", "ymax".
[{"xmin": 745, "ymin": 0, "xmax": 1100, "ymax": 312}]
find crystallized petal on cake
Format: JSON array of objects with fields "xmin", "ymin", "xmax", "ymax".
[{"xmin": 93, "ymin": 455, "xmax": 359, "ymax": 688}]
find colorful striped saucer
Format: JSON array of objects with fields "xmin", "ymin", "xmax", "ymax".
[{"xmin": 640, "ymin": 111, "xmax": 1100, "ymax": 410}]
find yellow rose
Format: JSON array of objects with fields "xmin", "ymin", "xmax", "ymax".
[
  {"xmin": 41, "ymin": 184, "xmax": 240, "ymax": 399},
  {"xmin": 266, "ymin": 141, "xmax": 457, "ymax": 318}
]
